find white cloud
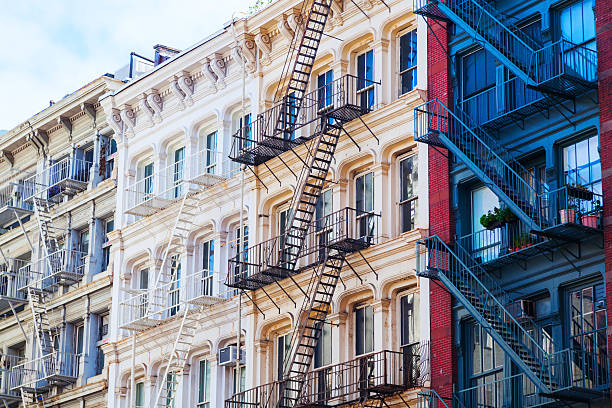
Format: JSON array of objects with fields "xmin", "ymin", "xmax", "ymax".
[{"xmin": 0, "ymin": 0, "xmax": 253, "ymax": 129}]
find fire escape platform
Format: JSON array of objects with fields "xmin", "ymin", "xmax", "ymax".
[
  {"xmin": 187, "ymin": 294, "xmax": 225, "ymax": 307},
  {"xmin": 124, "ymin": 196, "xmax": 173, "ymax": 217},
  {"xmin": 0, "ymin": 295, "xmax": 27, "ymax": 312},
  {"xmin": 120, "ymin": 317, "xmax": 160, "ymax": 331},
  {"xmin": 0, "ymin": 205, "xmax": 31, "ymax": 226},
  {"xmin": 189, "ymin": 173, "xmax": 227, "ymax": 187}
]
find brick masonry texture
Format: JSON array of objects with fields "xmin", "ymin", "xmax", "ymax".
[
  {"xmin": 427, "ymin": 16, "xmax": 456, "ymax": 403},
  {"xmin": 596, "ymin": 0, "xmax": 612, "ymax": 400}
]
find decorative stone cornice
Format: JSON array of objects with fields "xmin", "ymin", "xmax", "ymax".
[
  {"xmin": 231, "ymin": 36, "xmax": 256, "ymax": 74},
  {"xmin": 0, "ymin": 150, "xmax": 14, "ymax": 167},
  {"xmin": 170, "ymin": 77, "xmax": 187, "ymax": 110},
  {"xmin": 329, "ymin": 0, "xmax": 344, "ymax": 28},
  {"xmin": 254, "ymin": 31, "xmax": 272, "ymax": 66},
  {"xmin": 81, "ymin": 102, "xmax": 96, "ymax": 124}
]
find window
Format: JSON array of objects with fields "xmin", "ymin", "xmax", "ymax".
[
  {"xmin": 165, "ymin": 372, "xmax": 177, "ymax": 408},
  {"xmin": 399, "ymin": 30, "xmax": 418, "ymax": 95},
  {"xmin": 96, "ymin": 314, "xmax": 109, "ymax": 375},
  {"xmin": 141, "ymin": 162, "xmax": 154, "ymax": 197},
  {"xmin": 79, "ymin": 229, "xmax": 89, "ymax": 255},
  {"xmin": 198, "ymin": 360, "xmax": 211, "ymax": 408},
  {"xmin": 315, "ymin": 190, "xmax": 333, "ymax": 256},
  {"xmin": 314, "ymin": 321, "xmax": 332, "ymax": 368},
  {"xmin": 465, "ymin": 324, "xmax": 504, "ymax": 407},
  {"xmin": 400, "ymin": 293, "xmax": 419, "ymax": 348},
  {"xmin": 202, "ymin": 240, "xmax": 214, "ymax": 296},
  {"xmin": 84, "ymin": 148, "xmax": 94, "ymax": 180},
  {"xmin": 460, "ymin": 49, "xmax": 497, "ymax": 125},
  {"xmin": 105, "ymin": 138, "xmax": 117, "ymax": 179},
  {"xmin": 399, "ymin": 155, "xmax": 418, "ymax": 232},
  {"xmin": 236, "ymin": 113, "xmax": 252, "ymax": 150},
  {"xmin": 200, "ymin": 131, "xmax": 218, "ymax": 175},
  {"xmin": 355, "ymin": 305, "xmax": 374, "ymax": 356},
  {"xmin": 568, "ymin": 283, "xmax": 608, "ymax": 388},
  {"xmin": 135, "ymin": 382, "xmax": 145, "ymax": 408},
  {"xmin": 138, "ymin": 269, "xmax": 149, "ymax": 319},
  {"xmin": 356, "ymin": 173, "xmax": 374, "ymax": 241},
  {"xmin": 232, "ymin": 364, "xmax": 246, "ymax": 394},
  {"xmin": 169, "ymin": 255, "xmax": 181, "ymax": 316},
  {"xmin": 277, "ymin": 333, "xmax": 292, "ymax": 380},
  {"xmin": 232, "ymin": 226, "xmax": 249, "ymax": 281},
  {"xmin": 560, "ymin": 0, "xmax": 596, "ymax": 50},
  {"xmin": 317, "ymin": 70, "xmax": 334, "ymax": 111},
  {"xmin": 102, "ymin": 218, "xmax": 114, "ymax": 272},
  {"xmin": 471, "ymin": 187, "xmax": 500, "ymax": 262},
  {"xmin": 172, "ymin": 147, "xmax": 185, "ymax": 198},
  {"xmin": 75, "ymin": 323, "xmax": 84, "ymax": 376},
  {"xmin": 563, "ymin": 134, "xmax": 601, "ymax": 195},
  {"xmin": 282, "ymin": 92, "xmax": 297, "ymax": 140},
  {"xmin": 357, "ymin": 50, "xmax": 375, "ymax": 110}
]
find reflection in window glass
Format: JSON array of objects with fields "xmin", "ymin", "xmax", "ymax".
[{"xmin": 563, "ymin": 135, "xmax": 601, "ymax": 195}]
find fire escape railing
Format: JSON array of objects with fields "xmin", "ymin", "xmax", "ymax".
[
  {"xmin": 10, "ymin": 352, "xmax": 80, "ymax": 392},
  {"xmin": 226, "ymin": 207, "xmax": 380, "ymax": 290},
  {"xmin": 226, "ymin": 347, "xmax": 429, "ymax": 408},
  {"xmin": 230, "ymin": 74, "xmax": 380, "ymax": 166},
  {"xmin": 23, "ymin": 157, "xmax": 92, "ymax": 204}
]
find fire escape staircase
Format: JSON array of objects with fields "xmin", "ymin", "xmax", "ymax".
[
  {"xmin": 416, "ymin": 235, "xmax": 588, "ymax": 400},
  {"xmin": 414, "ymin": 0, "xmax": 598, "ymax": 99},
  {"xmin": 415, "ymin": 99, "xmax": 544, "ymax": 231}
]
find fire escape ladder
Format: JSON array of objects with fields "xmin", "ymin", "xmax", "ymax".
[
  {"xmin": 414, "ymin": 99, "xmax": 543, "ymax": 231},
  {"xmin": 417, "ymin": 235, "xmax": 567, "ymax": 395},
  {"xmin": 278, "ymin": 121, "xmax": 342, "ymax": 272},
  {"xmin": 278, "ymin": 250, "xmax": 346, "ymax": 408},
  {"xmin": 144, "ymin": 193, "xmax": 197, "ymax": 319},
  {"xmin": 27, "ymin": 290, "xmax": 54, "ymax": 377},
  {"xmin": 152, "ymin": 305, "xmax": 200, "ymax": 408},
  {"xmin": 32, "ymin": 198, "xmax": 62, "ymax": 262}
]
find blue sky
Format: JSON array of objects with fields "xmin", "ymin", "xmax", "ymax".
[{"xmin": 0, "ymin": 0, "xmax": 254, "ymax": 131}]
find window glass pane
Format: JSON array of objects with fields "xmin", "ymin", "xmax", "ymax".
[
  {"xmin": 356, "ymin": 307, "xmax": 364, "ymax": 355},
  {"xmin": 136, "ymin": 382, "xmax": 144, "ymax": 407},
  {"xmin": 401, "ymin": 294, "xmax": 416, "ymax": 345},
  {"xmin": 364, "ymin": 173, "xmax": 373, "ymax": 212},
  {"xmin": 365, "ymin": 305, "xmax": 374, "ymax": 353},
  {"xmin": 400, "ymin": 156, "xmax": 417, "ymax": 200},
  {"xmin": 472, "ymin": 325, "xmax": 482, "ymax": 374}
]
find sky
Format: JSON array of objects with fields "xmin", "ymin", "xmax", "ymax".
[{"xmin": 0, "ymin": 0, "xmax": 255, "ymax": 131}]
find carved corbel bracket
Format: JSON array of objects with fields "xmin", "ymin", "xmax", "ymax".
[
  {"xmin": 209, "ymin": 53, "xmax": 227, "ymax": 89},
  {"xmin": 170, "ymin": 77, "xmax": 187, "ymax": 111},
  {"xmin": 58, "ymin": 116, "xmax": 72, "ymax": 135},
  {"xmin": 201, "ymin": 58, "xmax": 218, "ymax": 92},
  {"xmin": 234, "ymin": 36, "xmax": 257, "ymax": 73},
  {"xmin": 177, "ymin": 73, "xmax": 195, "ymax": 107},
  {"xmin": 0, "ymin": 150, "xmax": 14, "ymax": 167},
  {"xmin": 146, "ymin": 91, "xmax": 163, "ymax": 123},
  {"xmin": 329, "ymin": 0, "xmax": 344, "ymax": 28},
  {"xmin": 119, "ymin": 106, "xmax": 136, "ymax": 136},
  {"xmin": 277, "ymin": 16, "xmax": 294, "ymax": 42},
  {"xmin": 108, "ymin": 109, "xmax": 124, "ymax": 140},
  {"xmin": 138, "ymin": 94, "xmax": 155, "ymax": 127},
  {"xmin": 254, "ymin": 31, "xmax": 272, "ymax": 66},
  {"xmin": 81, "ymin": 103, "xmax": 97, "ymax": 125}
]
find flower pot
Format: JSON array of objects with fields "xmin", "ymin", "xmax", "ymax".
[
  {"xmin": 559, "ymin": 209, "xmax": 576, "ymax": 224},
  {"xmin": 486, "ymin": 220, "xmax": 505, "ymax": 230},
  {"xmin": 581, "ymin": 214, "xmax": 599, "ymax": 228}
]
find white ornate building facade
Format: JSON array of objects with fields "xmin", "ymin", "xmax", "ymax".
[
  {"xmin": 0, "ymin": 75, "xmax": 123, "ymax": 407},
  {"xmin": 100, "ymin": 0, "xmax": 430, "ymax": 407}
]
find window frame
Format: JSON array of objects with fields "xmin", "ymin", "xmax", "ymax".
[
  {"xmin": 398, "ymin": 29, "xmax": 418, "ymax": 96},
  {"xmin": 198, "ymin": 359, "xmax": 212, "ymax": 408},
  {"xmin": 398, "ymin": 154, "xmax": 418, "ymax": 233},
  {"xmin": 356, "ymin": 49, "xmax": 375, "ymax": 109},
  {"xmin": 355, "ymin": 171, "xmax": 375, "ymax": 240},
  {"xmin": 354, "ymin": 303, "xmax": 374, "ymax": 356}
]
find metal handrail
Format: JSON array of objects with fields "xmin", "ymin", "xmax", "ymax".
[
  {"xmin": 227, "ymin": 207, "xmax": 381, "ymax": 287},
  {"xmin": 23, "ymin": 157, "xmax": 92, "ymax": 202},
  {"xmin": 0, "ymin": 182, "xmax": 32, "ymax": 212},
  {"xmin": 16, "ymin": 249, "xmax": 86, "ymax": 292},
  {"xmin": 231, "ymin": 74, "xmax": 381, "ymax": 159},
  {"xmin": 416, "ymin": 235, "xmax": 569, "ymax": 391},
  {"xmin": 10, "ymin": 352, "xmax": 80, "ymax": 389},
  {"xmin": 414, "ymin": 99, "xmax": 542, "ymax": 229}
]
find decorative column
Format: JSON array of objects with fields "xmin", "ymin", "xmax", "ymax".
[
  {"xmin": 372, "ymin": 39, "xmax": 390, "ymax": 106},
  {"xmin": 372, "ymin": 163, "xmax": 390, "ymax": 240},
  {"xmin": 372, "ymin": 299, "xmax": 391, "ymax": 351},
  {"xmin": 253, "ymin": 339, "xmax": 270, "ymax": 385},
  {"xmin": 328, "ymin": 312, "xmax": 348, "ymax": 364}
]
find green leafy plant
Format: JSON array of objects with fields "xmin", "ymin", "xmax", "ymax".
[{"xmin": 248, "ymin": 0, "xmax": 276, "ymax": 14}]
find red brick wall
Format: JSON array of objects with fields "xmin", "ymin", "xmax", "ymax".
[
  {"xmin": 427, "ymin": 17, "xmax": 456, "ymax": 402},
  {"xmin": 596, "ymin": 0, "xmax": 612, "ymax": 400}
]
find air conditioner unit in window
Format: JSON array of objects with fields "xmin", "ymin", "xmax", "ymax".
[
  {"xmin": 507, "ymin": 299, "xmax": 535, "ymax": 322},
  {"xmin": 218, "ymin": 346, "xmax": 244, "ymax": 366}
]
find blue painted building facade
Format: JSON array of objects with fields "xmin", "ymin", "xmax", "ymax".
[{"xmin": 413, "ymin": 0, "xmax": 608, "ymax": 406}]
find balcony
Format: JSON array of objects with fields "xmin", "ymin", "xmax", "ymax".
[
  {"xmin": 24, "ymin": 157, "xmax": 92, "ymax": 203},
  {"xmin": 456, "ymin": 187, "xmax": 603, "ymax": 269},
  {"xmin": 0, "ymin": 182, "xmax": 33, "ymax": 227},
  {"xmin": 10, "ymin": 352, "xmax": 79, "ymax": 393},
  {"xmin": 125, "ymin": 150, "xmax": 237, "ymax": 217},
  {"xmin": 0, "ymin": 258, "xmax": 29, "ymax": 311},
  {"xmin": 17, "ymin": 249, "xmax": 86, "ymax": 293},
  {"xmin": 0, "ymin": 354, "xmax": 24, "ymax": 403},
  {"xmin": 230, "ymin": 74, "xmax": 380, "ymax": 166},
  {"xmin": 120, "ymin": 269, "xmax": 227, "ymax": 331},
  {"xmin": 225, "ymin": 347, "xmax": 429, "ymax": 408},
  {"xmin": 455, "ymin": 346, "xmax": 608, "ymax": 406},
  {"xmin": 227, "ymin": 207, "xmax": 381, "ymax": 291}
]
